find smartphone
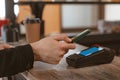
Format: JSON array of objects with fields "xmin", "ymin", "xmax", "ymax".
[
  {"xmin": 77, "ymin": 47, "xmax": 103, "ymax": 56},
  {"xmin": 72, "ymin": 29, "xmax": 91, "ymax": 43}
]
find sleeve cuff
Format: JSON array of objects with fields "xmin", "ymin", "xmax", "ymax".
[{"xmin": 16, "ymin": 44, "xmax": 34, "ymax": 70}]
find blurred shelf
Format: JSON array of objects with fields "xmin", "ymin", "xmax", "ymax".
[{"xmin": 14, "ymin": 1, "xmax": 120, "ymax": 5}]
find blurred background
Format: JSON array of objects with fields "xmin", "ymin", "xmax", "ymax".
[{"xmin": 0, "ymin": 0, "xmax": 120, "ymax": 55}]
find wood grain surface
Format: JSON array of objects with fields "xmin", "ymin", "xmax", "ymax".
[
  {"xmin": 20, "ymin": 56, "xmax": 120, "ymax": 80},
  {"xmin": 21, "ymin": 43, "xmax": 120, "ymax": 80}
]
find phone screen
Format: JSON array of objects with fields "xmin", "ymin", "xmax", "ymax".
[{"xmin": 79, "ymin": 47, "xmax": 103, "ymax": 56}]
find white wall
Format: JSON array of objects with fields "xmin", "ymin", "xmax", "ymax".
[
  {"xmin": 0, "ymin": 0, "xmax": 5, "ymax": 18},
  {"xmin": 105, "ymin": 4, "xmax": 120, "ymax": 21},
  {"xmin": 61, "ymin": 4, "xmax": 98, "ymax": 29}
]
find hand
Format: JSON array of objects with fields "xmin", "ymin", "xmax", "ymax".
[
  {"xmin": 30, "ymin": 34, "xmax": 76, "ymax": 64},
  {"xmin": 0, "ymin": 44, "xmax": 13, "ymax": 50}
]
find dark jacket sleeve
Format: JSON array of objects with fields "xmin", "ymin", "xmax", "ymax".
[{"xmin": 0, "ymin": 44, "xmax": 34, "ymax": 77}]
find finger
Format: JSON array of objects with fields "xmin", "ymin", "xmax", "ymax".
[
  {"xmin": 59, "ymin": 50, "xmax": 67, "ymax": 57},
  {"xmin": 3, "ymin": 44, "xmax": 14, "ymax": 48},
  {"xmin": 60, "ymin": 42, "xmax": 76, "ymax": 50},
  {"xmin": 0, "ymin": 47, "xmax": 4, "ymax": 50},
  {"xmin": 0, "ymin": 44, "xmax": 12, "ymax": 50},
  {"xmin": 52, "ymin": 34, "xmax": 72, "ymax": 43},
  {"xmin": 64, "ymin": 44, "xmax": 76, "ymax": 49}
]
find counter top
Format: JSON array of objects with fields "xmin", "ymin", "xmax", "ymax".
[
  {"xmin": 15, "ymin": 44, "xmax": 120, "ymax": 80},
  {"xmin": 24, "ymin": 56, "xmax": 120, "ymax": 80}
]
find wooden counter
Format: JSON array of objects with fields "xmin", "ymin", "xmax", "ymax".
[{"xmin": 14, "ymin": 44, "xmax": 120, "ymax": 80}]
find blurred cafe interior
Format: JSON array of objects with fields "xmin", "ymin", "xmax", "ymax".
[
  {"xmin": 2, "ymin": 0, "xmax": 120, "ymax": 53},
  {"xmin": 1, "ymin": 0, "xmax": 120, "ymax": 79}
]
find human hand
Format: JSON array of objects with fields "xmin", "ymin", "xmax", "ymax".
[
  {"xmin": 0, "ymin": 44, "xmax": 13, "ymax": 50},
  {"xmin": 30, "ymin": 34, "xmax": 76, "ymax": 64}
]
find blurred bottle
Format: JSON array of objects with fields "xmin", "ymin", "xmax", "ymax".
[
  {"xmin": 0, "ymin": 19, "xmax": 9, "ymax": 36},
  {"xmin": 1, "ymin": 23, "xmax": 19, "ymax": 43}
]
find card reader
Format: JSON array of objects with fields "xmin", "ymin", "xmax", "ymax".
[{"xmin": 66, "ymin": 46, "xmax": 115, "ymax": 68}]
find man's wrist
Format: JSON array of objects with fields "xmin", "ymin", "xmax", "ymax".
[{"xmin": 30, "ymin": 42, "xmax": 41, "ymax": 61}]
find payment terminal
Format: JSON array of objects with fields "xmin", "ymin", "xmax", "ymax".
[{"xmin": 66, "ymin": 46, "xmax": 115, "ymax": 68}]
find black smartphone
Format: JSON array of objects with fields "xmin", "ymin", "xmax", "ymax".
[{"xmin": 72, "ymin": 29, "xmax": 91, "ymax": 43}]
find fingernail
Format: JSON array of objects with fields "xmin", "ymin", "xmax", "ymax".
[{"xmin": 68, "ymin": 38, "xmax": 72, "ymax": 42}]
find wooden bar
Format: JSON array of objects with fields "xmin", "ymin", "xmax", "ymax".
[
  {"xmin": 15, "ymin": 44, "xmax": 120, "ymax": 80},
  {"xmin": 14, "ymin": 1, "xmax": 120, "ymax": 5},
  {"xmin": 18, "ymin": 56, "xmax": 120, "ymax": 80}
]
